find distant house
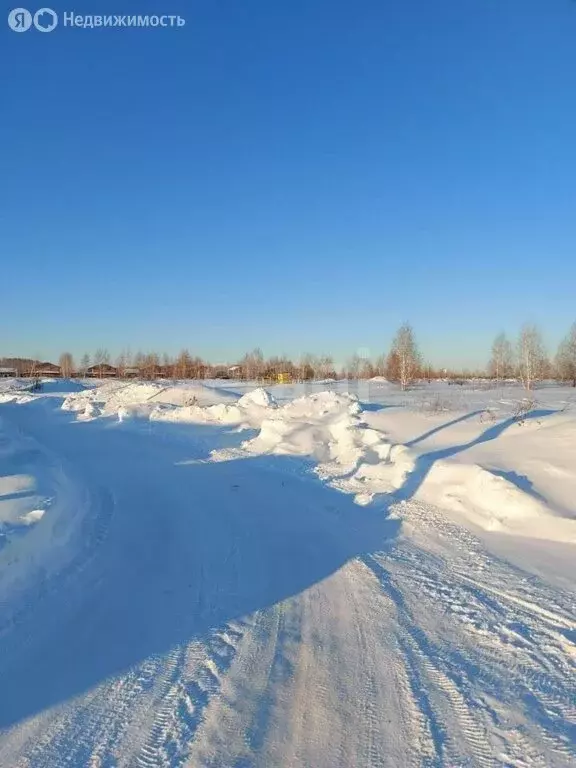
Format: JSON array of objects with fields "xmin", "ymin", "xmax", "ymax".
[
  {"xmin": 149, "ymin": 365, "xmax": 165, "ymax": 379},
  {"xmin": 0, "ymin": 367, "xmax": 17, "ymax": 378},
  {"xmin": 34, "ymin": 362, "xmax": 62, "ymax": 377},
  {"xmin": 86, "ymin": 363, "xmax": 118, "ymax": 378},
  {"xmin": 123, "ymin": 367, "xmax": 141, "ymax": 378}
]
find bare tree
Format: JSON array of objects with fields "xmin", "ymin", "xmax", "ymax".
[
  {"xmin": 318, "ymin": 354, "xmax": 334, "ymax": 380},
  {"xmin": 298, "ymin": 353, "xmax": 316, "ymax": 381},
  {"xmin": 422, "ymin": 361, "xmax": 434, "ymax": 383},
  {"xmin": 241, "ymin": 348, "xmax": 264, "ymax": 381},
  {"xmin": 133, "ymin": 351, "xmax": 145, "ymax": 376},
  {"xmin": 93, "ymin": 348, "xmax": 110, "ymax": 378},
  {"xmin": 488, "ymin": 332, "xmax": 514, "ymax": 383},
  {"xmin": 116, "ymin": 350, "xmax": 128, "ymax": 377},
  {"xmin": 190, "ymin": 356, "xmax": 205, "ymax": 379},
  {"xmin": 345, "ymin": 354, "xmax": 362, "ymax": 379},
  {"xmin": 80, "ymin": 353, "xmax": 90, "ymax": 377},
  {"xmin": 556, "ymin": 322, "xmax": 576, "ymax": 387},
  {"xmin": 516, "ymin": 324, "xmax": 547, "ymax": 392},
  {"xmin": 360, "ymin": 359, "xmax": 375, "ymax": 379},
  {"xmin": 374, "ymin": 354, "xmax": 387, "ymax": 378},
  {"xmin": 142, "ymin": 352, "xmax": 160, "ymax": 380},
  {"xmin": 162, "ymin": 353, "xmax": 173, "ymax": 377},
  {"xmin": 59, "ymin": 352, "xmax": 74, "ymax": 378},
  {"xmin": 390, "ymin": 323, "xmax": 421, "ymax": 390},
  {"xmin": 175, "ymin": 350, "xmax": 192, "ymax": 379},
  {"xmin": 385, "ymin": 350, "xmax": 400, "ymax": 382}
]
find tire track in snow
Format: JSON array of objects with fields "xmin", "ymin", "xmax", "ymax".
[
  {"xmin": 363, "ymin": 500, "xmax": 576, "ymax": 767},
  {"xmin": 122, "ymin": 621, "xmax": 247, "ymax": 767}
]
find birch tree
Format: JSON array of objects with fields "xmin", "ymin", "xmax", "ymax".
[
  {"xmin": 516, "ymin": 324, "xmax": 547, "ymax": 392},
  {"xmin": 80, "ymin": 353, "xmax": 90, "ymax": 377},
  {"xmin": 59, "ymin": 352, "xmax": 74, "ymax": 378},
  {"xmin": 488, "ymin": 332, "xmax": 514, "ymax": 382},
  {"xmin": 390, "ymin": 323, "xmax": 421, "ymax": 390},
  {"xmin": 556, "ymin": 322, "xmax": 576, "ymax": 387}
]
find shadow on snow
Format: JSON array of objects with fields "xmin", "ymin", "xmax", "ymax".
[
  {"xmin": 0, "ymin": 400, "xmax": 558, "ymax": 731},
  {"xmin": 0, "ymin": 399, "xmax": 399, "ymax": 730}
]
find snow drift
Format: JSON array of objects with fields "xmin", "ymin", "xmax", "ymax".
[
  {"xmin": 212, "ymin": 391, "xmax": 576, "ymax": 543},
  {"xmin": 57, "ymin": 381, "xmax": 576, "ymax": 543}
]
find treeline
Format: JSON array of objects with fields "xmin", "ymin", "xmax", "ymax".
[
  {"xmin": 487, "ymin": 322, "xmax": 576, "ymax": 389},
  {"xmin": 3, "ymin": 321, "xmax": 575, "ymax": 389}
]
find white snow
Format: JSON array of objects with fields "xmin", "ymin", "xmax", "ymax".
[
  {"xmin": 0, "ymin": 378, "xmax": 574, "ymax": 767},
  {"xmin": 18, "ymin": 509, "xmax": 46, "ymax": 525}
]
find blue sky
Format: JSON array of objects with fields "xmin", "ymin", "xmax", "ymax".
[{"xmin": 2, "ymin": 0, "xmax": 575, "ymax": 368}]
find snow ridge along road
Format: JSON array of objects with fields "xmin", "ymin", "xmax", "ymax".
[{"xmin": 0, "ymin": 387, "xmax": 574, "ymax": 767}]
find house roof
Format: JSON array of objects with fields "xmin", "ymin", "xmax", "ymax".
[{"xmin": 87, "ymin": 363, "xmax": 117, "ymax": 371}]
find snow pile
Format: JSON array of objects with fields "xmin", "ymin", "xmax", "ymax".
[
  {"xmin": 18, "ymin": 509, "xmax": 46, "ymax": 526},
  {"xmin": 228, "ymin": 391, "xmax": 417, "ymax": 500},
  {"xmin": 421, "ymin": 461, "xmax": 550, "ymax": 528},
  {"xmin": 62, "ymin": 382, "xmax": 277, "ymax": 427},
  {"xmin": 0, "ymin": 392, "xmax": 36, "ymax": 405},
  {"xmin": 77, "ymin": 402, "xmax": 101, "ymax": 421},
  {"xmin": 239, "ymin": 391, "xmax": 367, "ymax": 462},
  {"xmin": 151, "ymin": 387, "xmax": 277, "ymax": 427},
  {"xmin": 210, "ymin": 391, "xmax": 576, "ymax": 543},
  {"xmin": 0, "ymin": 474, "xmax": 45, "ymax": 528},
  {"xmin": 62, "ymin": 381, "xmax": 240, "ymax": 421},
  {"xmin": 62, "ymin": 382, "xmax": 162, "ymax": 415},
  {"xmin": 238, "ymin": 388, "xmax": 276, "ymax": 409},
  {"xmin": 0, "ymin": 378, "xmax": 31, "ymax": 393},
  {"xmin": 207, "ymin": 391, "xmax": 386, "ymax": 479}
]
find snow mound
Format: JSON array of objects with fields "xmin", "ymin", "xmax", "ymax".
[
  {"xmin": 238, "ymin": 387, "xmax": 277, "ymax": 409},
  {"xmin": 77, "ymin": 402, "xmax": 101, "ymax": 421},
  {"xmin": 150, "ymin": 387, "xmax": 277, "ymax": 427},
  {"xmin": 214, "ymin": 391, "xmax": 383, "ymax": 470},
  {"xmin": 18, "ymin": 509, "xmax": 46, "ymax": 526},
  {"xmin": 210, "ymin": 391, "xmax": 576, "ymax": 543},
  {"xmin": 151, "ymin": 402, "xmax": 244, "ymax": 425},
  {"xmin": 0, "ymin": 393, "xmax": 36, "ymax": 405},
  {"xmin": 62, "ymin": 381, "xmax": 240, "ymax": 420}
]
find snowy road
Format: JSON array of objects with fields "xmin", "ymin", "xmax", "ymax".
[{"xmin": 0, "ymin": 399, "xmax": 574, "ymax": 767}]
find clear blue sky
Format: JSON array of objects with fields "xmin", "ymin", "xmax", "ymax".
[{"xmin": 2, "ymin": 0, "xmax": 575, "ymax": 368}]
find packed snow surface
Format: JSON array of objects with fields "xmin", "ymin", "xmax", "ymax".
[{"xmin": 0, "ymin": 377, "xmax": 574, "ymax": 767}]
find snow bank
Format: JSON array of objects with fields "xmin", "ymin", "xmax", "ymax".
[
  {"xmin": 211, "ymin": 391, "xmax": 576, "ymax": 544},
  {"xmin": 0, "ymin": 474, "xmax": 47, "ymax": 528},
  {"xmin": 61, "ymin": 381, "xmax": 280, "ymax": 429},
  {"xmin": 62, "ymin": 381, "xmax": 240, "ymax": 421},
  {"xmin": 0, "ymin": 393, "xmax": 36, "ymax": 405},
  {"xmin": 151, "ymin": 387, "xmax": 277, "ymax": 427},
  {"xmin": 62, "ymin": 382, "xmax": 163, "ymax": 415},
  {"xmin": 0, "ymin": 416, "xmax": 87, "ymax": 610},
  {"xmin": 239, "ymin": 392, "xmax": 366, "ymax": 462},
  {"xmin": 58, "ymin": 381, "xmax": 576, "ymax": 544}
]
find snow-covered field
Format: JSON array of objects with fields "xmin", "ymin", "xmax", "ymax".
[{"xmin": 0, "ymin": 377, "xmax": 574, "ymax": 766}]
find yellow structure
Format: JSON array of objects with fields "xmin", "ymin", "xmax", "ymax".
[{"xmin": 277, "ymin": 372, "xmax": 291, "ymax": 384}]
